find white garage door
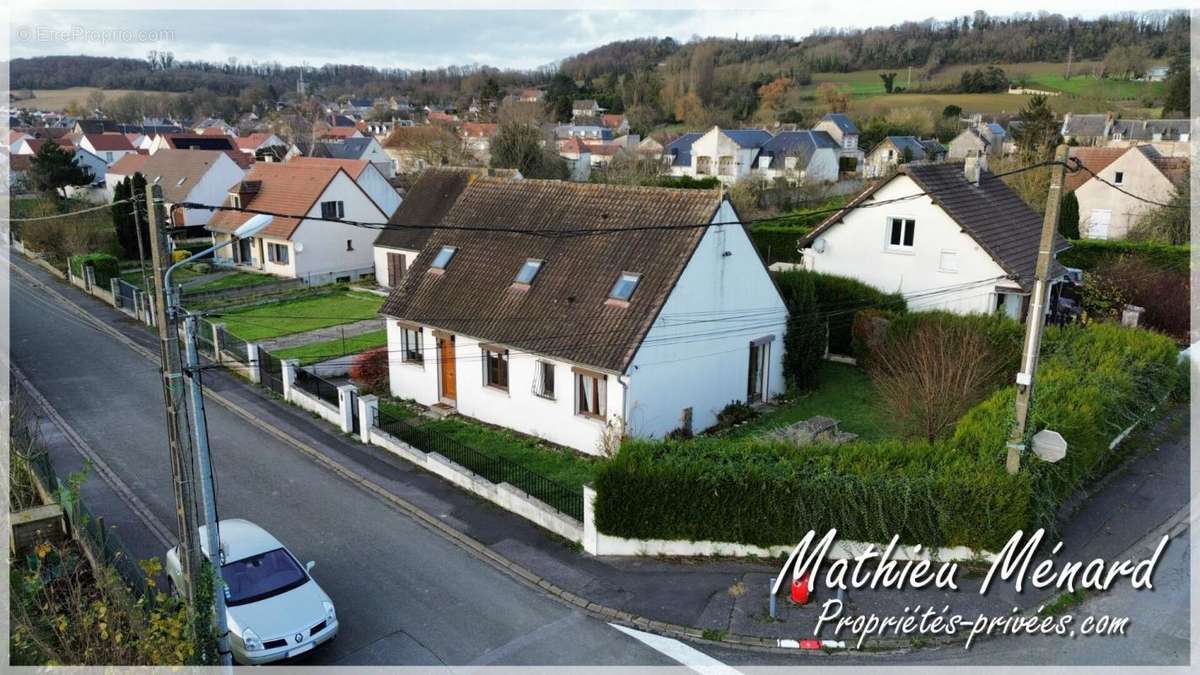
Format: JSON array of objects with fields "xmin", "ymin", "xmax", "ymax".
[{"xmin": 1088, "ymin": 209, "xmax": 1112, "ymax": 240}]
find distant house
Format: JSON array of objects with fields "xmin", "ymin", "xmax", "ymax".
[
  {"xmin": 554, "ymin": 124, "xmax": 612, "ymax": 141},
  {"xmin": 517, "ymin": 88, "xmax": 544, "ymax": 103},
  {"xmin": 664, "ymin": 133, "xmax": 703, "ymax": 172},
  {"xmin": 1059, "ymin": 113, "xmax": 1113, "ymax": 146},
  {"xmin": 636, "ymin": 136, "xmax": 665, "ymax": 160},
  {"xmin": 137, "ymin": 149, "xmax": 248, "ymax": 231},
  {"xmin": 864, "ymin": 136, "xmax": 946, "ymax": 178},
  {"xmin": 286, "ymin": 156, "xmax": 403, "ymax": 218},
  {"xmin": 812, "ymin": 113, "xmax": 865, "ymax": 175},
  {"xmin": 379, "ymin": 179, "xmax": 787, "ymax": 454},
  {"xmin": 572, "ymin": 99, "xmax": 602, "ymax": 120},
  {"xmin": 1108, "ymin": 118, "xmax": 1190, "ymax": 143},
  {"xmin": 754, "ymin": 130, "xmax": 841, "ymax": 184},
  {"xmin": 207, "ymin": 163, "xmax": 387, "ymax": 282},
  {"xmin": 1068, "ymin": 145, "xmax": 1188, "ymax": 240},
  {"xmin": 668, "ymin": 127, "xmax": 772, "ymax": 184},
  {"xmin": 800, "ymin": 159, "xmax": 1069, "ymax": 321},
  {"xmin": 460, "ymin": 123, "xmax": 499, "ymax": 159},
  {"xmin": 78, "ymin": 133, "xmax": 138, "ymax": 166},
  {"xmin": 312, "ymin": 137, "xmax": 395, "ymax": 178},
  {"xmin": 372, "ymin": 167, "xmax": 483, "ymax": 288},
  {"xmin": 17, "ymin": 138, "xmax": 107, "ymax": 191},
  {"xmin": 104, "ymin": 152, "xmax": 151, "ymax": 200},
  {"xmin": 600, "ymin": 114, "xmax": 630, "ymax": 135},
  {"xmin": 326, "ymin": 114, "xmax": 358, "ymax": 128},
  {"xmin": 558, "ymin": 137, "xmax": 593, "ymax": 181},
  {"xmin": 74, "ymin": 119, "xmax": 121, "ymax": 135},
  {"xmin": 193, "ymin": 118, "xmax": 236, "ymax": 135},
  {"xmin": 426, "ymin": 110, "xmax": 459, "ymax": 125},
  {"xmin": 318, "ymin": 126, "xmax": 364, "ymax": 141},
  {"xmin": 235, "ymin": 132, "xmax": 288, "ymax": 161}
]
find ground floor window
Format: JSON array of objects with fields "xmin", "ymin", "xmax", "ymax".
[
  {"xmin": 748, "ymin": 337, "xmax": 771, "ymax": 403},
  {"xmin": 483, "ymin": 347, "xmax": 509, "ymax": 390},
  {"xmin": 575, "ymin": 370, "xmax": 606, "ymax": 417},
  {"xmin": 535, "ymin": 360, "xmax": 555, "ymax": 399},
  {"xmin": 401, "ymin": 326, "xmax": 422, "ymax": 363},
  {"xmin": 266, "ymin": 242, "xmax": 289, "ymax": 265}
]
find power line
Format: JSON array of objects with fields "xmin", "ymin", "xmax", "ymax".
[
  {"xmin": 2, "ymin": 199, "xmax": 131, "ymax": 222},
  {"xmin": 1067, "ymin": 156, "xmax": 1185, "ymax": 209}
]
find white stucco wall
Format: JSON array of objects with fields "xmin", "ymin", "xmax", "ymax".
[
  {"xmin": 1074, "ymin": 149, "xmax": 1178, "ymax": 240},
  {"xmin": 687, "ymin": 128, "xmax": 759, "ymax": 184},
  {"xmin": 356, "ymin": 164, "xmax": 403, "ymax": 217},
  {"xmin": 625, "ymin": 202, "xmax": 788, "ymax": 437},
  {"xmin": 802, "ymin": 174, "xmax": 1020, "ymax": 315},
  {"xmin": 385, "ymin": 321, "xmax": 625, "ymax": 455},
  {"xmin": 288, "ymin": 171, "xmax": 387, "ymax": 278},
  {"xmin": 177, "ymin": 153, "xmax": 245, "ymax": 228}
]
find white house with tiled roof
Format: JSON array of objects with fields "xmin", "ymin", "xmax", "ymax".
[
  {"xmin": 207, "ymin": 163, "xmax": 387, "ymax": 283},
  {"xmin": 1070, "ymin": 145, "xmax": 1187, "ymax": 240},
  {"xmin": 380, "ymin": 180, "xmax": 787, "ymax": 454}
]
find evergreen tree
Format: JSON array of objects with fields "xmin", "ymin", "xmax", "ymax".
[
  {"xmin": 111, "ymin": 173, "xmax": 150, "ymax": 260},
  {"xmin": 30, "ymin": 140, "xmax": 92, "ymax": 200},
  {"xmin": 1162, "ymin": 52, "xmax": 1189, "ymax": 117},
  {"xmin": 1058, "ymin": 190, "xmax": 1080, "ymax": 239},
  {"xmin": 1012, "ymin": 94, "xmax": 1058, "ymax": 160}
]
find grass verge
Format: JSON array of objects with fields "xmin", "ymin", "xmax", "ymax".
[
  {"xmin": 272, "ymin": 329, "xmax": 387, "ymax": 365},
  {"xmin": 215, "ymin": 290, "xmax": 383, "ymax": 341}
]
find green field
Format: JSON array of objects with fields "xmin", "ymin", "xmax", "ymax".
[
  {"xmin": 214, "ymin": 290, "xmax": 383, "ymax": 341},
  {"xmin": 13, "ymin": 87, "xmax": 182, "ymax": 112},
  {"xmin": 272, "ymin": 329, "xmax": 387, "ymax": 365}
]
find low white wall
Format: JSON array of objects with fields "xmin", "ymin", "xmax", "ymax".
[
  {"xmin": 368, "ymin": 425, "xmax": 584, "ymax": 543},
  {"xmin": 289, "ymin": 386, "xmax": 344, "ymax": 427},
  {"xmin": 581, "ymin": 486, "xmax": 996, "ymax": 562}
]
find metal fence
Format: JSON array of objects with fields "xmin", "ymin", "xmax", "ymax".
[
  {"xmin": 294, "ymin": 368, "xmax": 341, "ymax": 409},
  {"xmin": 194, "ymin": 317, "xmax": 216, "ymax": 359},
  {"xmin": 373, "ymin": 407, "xmax": 584, "ymax": 521},
  {"xmin": 25, "ymin": 451, "xmax": 152, "ymax": 597},
  {"xmin": 258, "ymin": 349, "xmax": 285, "ymax": 394},
  {"xmin": 115, "ymin": 279, "xmax": 138, "ymax": 310},
  {"xmin": 218, "ymin": 327, "xmax": 249, "ymax": 364}
]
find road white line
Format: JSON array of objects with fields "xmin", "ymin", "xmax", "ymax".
[{"xmin": 608, "ymin": 623, "xmax": 741, "ymax": 674}]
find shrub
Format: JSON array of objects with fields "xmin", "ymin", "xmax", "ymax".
[
  {"xmin": 350, "ymin": 347, "xmax": 389, "ymax": 394},
  {"xmin": 69, "ymin": 252, "xmax": 121, "ymax": 286},
  {"xmin": 772, "ymin": 270, "xmax": 906, "ymax": 355},
  {"xmin": 863, "ymin": 312, "xmax": 1021, "ymax": 440},
  {"xmin": 714, "ymin": 401, "xmax": 759, "ymax": 430},
  {"xmin": 773, "ymin": 270, "xmax": 824, "ymax": 388},
  {"xmin": 1086, "ymin": 256, "xmax": 1190, "ymax": 340},
  {"xmin": 172, "ymin": 250, "xmax": 189, "ymax": 264},
  {"xmin": 748, "ymin": 226, "xmax": 809, "ymax": 263},
  {"xmin": 1058, "ymin": 239, "xmax": 1189, "ymax": 274}
]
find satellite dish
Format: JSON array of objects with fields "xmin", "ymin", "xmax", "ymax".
[
  {"xmin": 294, "ymin": 242, "xmax": 305, "ymax": 253},
  {"xmin": 812, "ymin": 237, "xmax": 827, "ymax": 254},
  {"xmin": 1032, "ymin": 429, "xmax": 1067, "ymax": 463}
]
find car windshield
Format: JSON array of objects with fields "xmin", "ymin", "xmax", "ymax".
[{"xmin": 220, "ymin": 548, "xmax": 308, "ymax": 606}]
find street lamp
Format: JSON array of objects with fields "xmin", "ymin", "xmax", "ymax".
[{"xmin": 174, "ymin": 212, "xmax": 271, "ymax": 668}]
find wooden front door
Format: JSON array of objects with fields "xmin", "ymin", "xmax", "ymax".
[
  {"xmin": 438, "ymin": 336, "xmax": 456, "ymax": 403},
  {"xmin": 387, "ymin": 253, "xmax": 406, "ymax": 287}
]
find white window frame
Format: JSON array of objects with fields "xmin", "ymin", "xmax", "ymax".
[
  {"xmin": 320, "ymin": 200, "xmax": 345, "ymax": 220},
  {"xmin": 266, "ymin": 242, "xmax": 289, "ymax": 265},
  {"xmin": 886, "ymin": 216, "xmax": 916, "ymax": 252},
  {"xmin": 400, "ymin": 326, "xmax": 423, "ymax": 364},
  {"xmin": 574, "ymin": 370, "xmax": 606, "ymax": 418}
]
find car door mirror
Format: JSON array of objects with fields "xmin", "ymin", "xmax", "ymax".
[{"xmin": 306, "ymin": 561, "xmax": 316, "ymax": 572}]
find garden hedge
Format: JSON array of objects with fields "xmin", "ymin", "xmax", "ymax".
[
  {"xmin": 594, "ymin": 322, "xmax": 1181, "ymax": 551},
  {"xmin": 69, "ymin": 253, "xmax": 120, "ymax": 287},
  {"xmin": 773, "ymin": 269, "xmax": 907, "ymax": 356},
  {"xmin": 1058, "ymin": 239, "xmax": 1189, "ymax": 274},
  {"xmin": 749, "ymin": 226, "xmax": 809, "ymax": 264}
]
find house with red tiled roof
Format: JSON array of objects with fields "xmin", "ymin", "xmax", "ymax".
[
  {"xmin": 104, "ymin": 152, "xmax": 152, "ymax": 200},
  {"xmin": 286, "ymin": 156, "xmax": 402, "ymax": 217},
  {"xmin": 148, "ymin": 133, "xmax": 253, "ymax": 169},
  {"xmin": 235, "ymin": 132, "xmax": 288, "ymax": 161},
  {"xmin": 135, "ymin": 149, "xmax": 248, "ymax": 231},
  {"xmin": 78, "ymin": 133, "xmax": 137, "ymax": 166},
  {"xmin": 206, "ymin": 162, "xmax": 388, "ymax": 282},
  {"xmin": 379, "ymin": 179, "xmax": 787, "ymax": 454},
  {"xmin": 1070, "ymin": 144, "xmax": 1189, "ymax": 240},
  {"xmin": 317, "ymin": 126, "xmax": 364, "ymax": 140},
  {"xmin": 599, "ymin": 114, "xmax": 629, "ymax": 134}
]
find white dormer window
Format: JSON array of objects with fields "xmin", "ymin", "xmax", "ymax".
[{"xmin": 887, "ymin": 217, "xmax": 915, "ymax": 251}]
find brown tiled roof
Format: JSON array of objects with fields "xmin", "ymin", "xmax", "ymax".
[
  {"xmin": 461, "ymin": 123, "xmax": 498, "ymax": 139},
  {"xmin": 374, "ymin": 168, "xmax": 479, "ymax": 251},
  {"xmin": 806, "ymin": 162, "xmax": 1067, "ymax": 290},
  {"xmin": 139, "ymin": 149, "xmax": 242, "ymax": 203},
  {"xmin": 380, "ymin": 179, "xmax": 724, "ymax": 371},
  {"xmin": 1065, "ymin": 146, "xmax": 1128, "ymax": 191},
  {"xmin": 236, "ymin": 132, "xmax": 282, "ymax": 151},
  {"xmin": 108, "ymin": 152, "xmax": 150, "ymax": 176},
  {"xmin": 83, "ymin": 133, "xmax": 136, "ymax": 152},
  {"xmin": 600, "ymin": 113, "xmax": 625, "ymax": 128},
  {"xmin": 320, "ymin": 127, "xmax": 360, "ymax": 139},
  {"xmin": 286, "ymin": 155, "xmax": 369, "ymax": 179},
  {"xmin": 206, "ymin": 163, "xmax": 344, "ymax": 240},
  {"xmin": 10, "ymin": 155, "xmax": 32, "ymax": 172}
]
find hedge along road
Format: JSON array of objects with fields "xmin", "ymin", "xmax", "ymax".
[{"xmin": 8, "ymin": 260, "xmax": 679, "ymax": 667}]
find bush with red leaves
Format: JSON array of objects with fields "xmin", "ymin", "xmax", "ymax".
[
  {"xmin": 1087, "ymin": 256, "xmax": 1190, "ymax": 342},
  {"xmin": 350, "ymin": 347, "xmax": 389, "ymax": 394}
]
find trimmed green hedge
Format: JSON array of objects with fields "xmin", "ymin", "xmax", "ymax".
[
  {"xmin": 773, "ymin": 270, "xmax": 907, "ymax": 356},
  {"xmin": 69, "ymin": 253, "xmax": 120, "ymax": 287},
  {"xmin": 751, "ymin": 226, "xmax": 810, "ymax": 263},
  {"xmin": 1058, "ymin": 239, "xmax": 1189, "ymax": 274},
  {"xmin": 594, "ymin": 322, "xmax": 1181, "ymax": 551}
]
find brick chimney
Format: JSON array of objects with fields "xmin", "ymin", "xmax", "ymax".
[{"xmin": 963, "ymin": 150, "xmax": 987, "ymax": 185}]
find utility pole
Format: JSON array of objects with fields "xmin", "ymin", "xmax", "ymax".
[
  {"xmin": 183, "ymin": 315, "xmax": 233, "ymax": 667},
  {"xmin": 146, "ymin": 183, "xmax": 203, "ymax": 605},
  {"xmin": 1006, "ymin": 144, "xmax": 1069, "ymax": 475}
]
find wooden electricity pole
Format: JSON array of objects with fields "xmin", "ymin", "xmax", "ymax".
[
  {"xmin": 1006, "ymin": 144, "xmax": 1070, "ymax": 475},
  {"xmin": 146, "ymin": 182, "xmax": 203, "ymax": 603}
]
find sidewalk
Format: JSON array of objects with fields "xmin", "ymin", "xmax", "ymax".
[{"xmin": 14, "ymin": 253, "xmax": 1191, "ymax": 650}]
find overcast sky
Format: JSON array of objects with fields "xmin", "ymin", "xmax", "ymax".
[{"xmin": 11, "ymin": 3, "xmax": 1192, "ymax": 71}]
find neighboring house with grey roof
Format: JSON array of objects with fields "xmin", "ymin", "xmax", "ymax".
[
  {"xmin": 132, "ymin": 148, "xmax": 247, "ymax": 231},
  {"xmin": 799, "ymin": 158, "xmax": 1069, "ymax": 322},
  {"xmin": 754, "ymin": 130, "xmax": 840, "ymax": 183},
  {"xmin": 380, "ymin": 180, "xmax": 788, "ymax": 454},
  {"xmin": 813, "ymin": 113, "xmax": 865, "ymax": 175},
  {"xmin": 313, "ymin": 137, "xmax": 395, "ymax": 178},
  {"xmin": 668, "ymin": 126, "xmax": 772, "ymax": 184},
  {"xmin": 865, "ymin": 136, "xmax": 946, "ymax": 178},
  {"xmin": 1059, "ymin": 112, "xmax": 1114, "ymax": 146}
]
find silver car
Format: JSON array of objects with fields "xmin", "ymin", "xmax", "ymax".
[{"xmin": 165, "ymin": 519, "xmax": 339, "ymax": 665}]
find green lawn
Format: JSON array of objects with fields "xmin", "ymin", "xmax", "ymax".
[
  {"xmin": 186, "ymin": 271, "xmax": 283, "ymax": 294},
  {"xmin": 376, "ymin": 399, "xmax": 599, "ymax": 490},
  {"xmin": 214, "ymin": 291, "xmax": 384, "ymax": 342},
  {"xmin": 729, "ymin": 361, "xmax": 894, "ymax": 441},
  {"xmin": 272, "ymin": 329, "xmax": 387, "ymax": 365}
]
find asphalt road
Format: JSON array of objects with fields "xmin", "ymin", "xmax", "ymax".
[{"xmin": 8, "ymin": 263, "xmax": 682, "ymax": 667}]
